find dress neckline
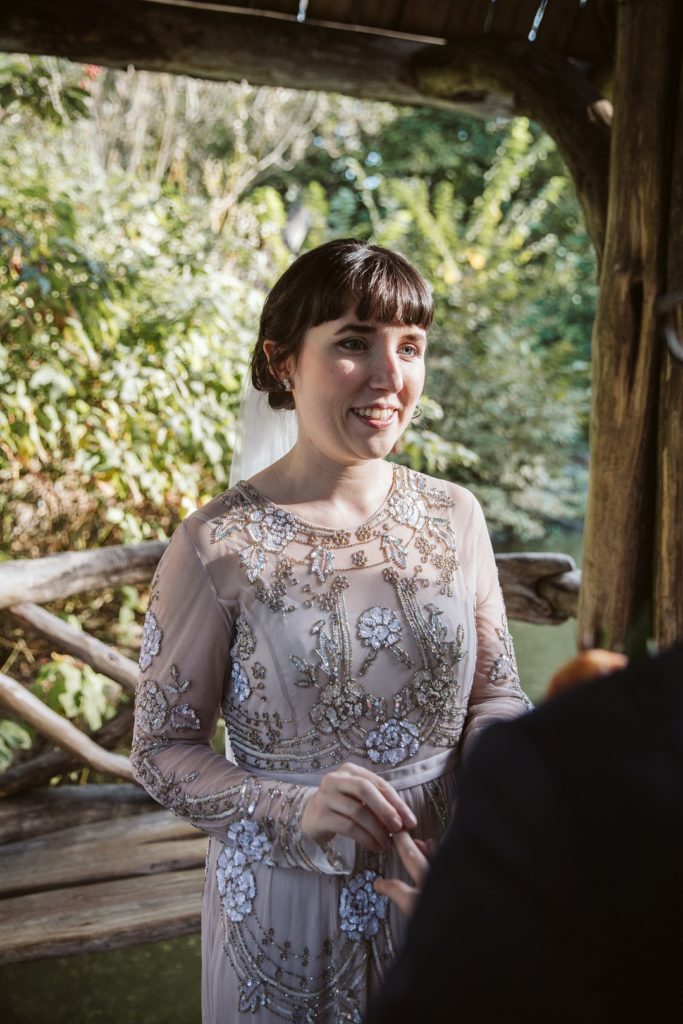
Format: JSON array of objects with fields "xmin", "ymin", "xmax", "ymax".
[{"xmin": 236, "ymin": 462, "xmax": 402, "ymax": 538}]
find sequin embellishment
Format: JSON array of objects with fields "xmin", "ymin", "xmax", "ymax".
[
  {"xmin": 339, "ymin": 869, "xmax": 388, "ymax": 941},
  {"xmin": 366, "ymin": 717, "xmax": 420, "ymax": 766},
  {"xmin": 217, "ymin": 819, "xmax": 272, "ymax": 923},
  {"xmin": 139, "ymin": 610, "xmax": 162, "ymax": 671}
]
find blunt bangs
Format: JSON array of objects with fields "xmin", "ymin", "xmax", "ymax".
[{"xmin": 306, "ymin": 244, "xmax": 433, "ymax": 331}]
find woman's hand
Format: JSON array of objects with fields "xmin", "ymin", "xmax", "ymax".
[
  {"xmin": 301, "ymin": 761, "xmax": 418, "ymax": 854},
  {"xmin": 374, "ymin": 830, "xmax": 430, "ymax": 916}
]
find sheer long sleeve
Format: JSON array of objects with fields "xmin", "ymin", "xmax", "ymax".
[
  {"xmin": 131, "ymin": 523, "xmax": 351, "ymax": 875},
  {"xmin": 461, "ymin": 496, "xmax": 532, "ymax": 756}
]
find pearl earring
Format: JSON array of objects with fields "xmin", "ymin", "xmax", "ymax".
[{"xmin": 282, "ymin": 378, "xmax": 292, "ymax": 392}]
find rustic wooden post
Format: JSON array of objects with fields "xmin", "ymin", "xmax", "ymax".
[
  {"xmin": 654, "ymin": 11, "xmax": 683, "ymax": 649},
  {"xmin": 578, "ymin": 0, "xmax": 683, "ymax": 652}
]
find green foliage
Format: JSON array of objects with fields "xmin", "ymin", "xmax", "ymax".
[
  {"xmin": 32, "ymin": 656, "xmax": 122, "ymax": 733},
  {"xmin": 1, "ymin": 64, "xmax": 293, "ymax": 555},
  {"xmin": 0, "ymin": 54, "xmax": 90, "ymax": 124},
  {"xmin": 0, "ymin": 719, "xmax": 33, "ymax": 771}
]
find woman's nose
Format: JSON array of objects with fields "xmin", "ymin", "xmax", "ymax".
[{"xmin": 369, "ymin": 348, "xmax": 402, "ymax": 391}]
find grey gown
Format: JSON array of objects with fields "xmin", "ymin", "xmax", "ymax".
[{"xmin": 131, "ymin": 464, "xmax": 531, "ymax": 1023}]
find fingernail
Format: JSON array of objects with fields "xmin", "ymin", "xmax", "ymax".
[
  {"xmin": 407, "ymin": 810, "xmax": 417, "ymax": 827},
  {"xmin": 392, "ymin": 816, "xmax": 403, "ymax": 831}
]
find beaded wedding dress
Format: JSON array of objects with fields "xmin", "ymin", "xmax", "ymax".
[{"xmin": 131, "ymin": 464, "xmax": 531, "ymax": 1023}]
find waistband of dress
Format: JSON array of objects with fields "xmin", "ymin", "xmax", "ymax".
[{"xmin": 240, "ymin": 747, "xmax": 459, "ymax": 792}]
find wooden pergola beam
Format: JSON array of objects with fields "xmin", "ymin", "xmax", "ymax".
[
  {"xmin": 413, "ymin": 36, "xmax": 612, "ymax": 264},
  {"xmin": 0, "ymin": 0, "xmax": 509, "ymax": 117}
]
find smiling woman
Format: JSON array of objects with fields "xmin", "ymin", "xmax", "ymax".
[{"xmin": 130, "ymin": 238, "xmax": 532, "ymax": 1024}]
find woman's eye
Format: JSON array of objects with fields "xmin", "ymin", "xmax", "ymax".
[
  {"xmin": 339, "ymin": 338, "xmax": 367, "ymax": 351},
  {"xmin": 399, "ymin": 344, "xmax": 421, "ymax": 357}
]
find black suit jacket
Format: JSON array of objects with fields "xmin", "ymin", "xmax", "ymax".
[{"xmin": 368, "ymin": 644, "xmax": 683, "ymax": 1023}]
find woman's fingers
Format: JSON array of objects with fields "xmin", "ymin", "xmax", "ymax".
[
  {"xmin": 337, "ymin": 764, "xmax": 417, "ymax": 831},
  {"xmin": 373, "ymin": 832, "xmax": 432, "ymax": 916},
  {"xmin": 373, "ymin": 877, "xmax": 419, "ymax": 917},
  {"xmin": 356, "ymin": 765, "xmax": 418, "ymax": 829},
  {"xmin": 325, "ymin": 811, "xmax": 386, "ymax": 854},
  {"xmin": 328, "ymin": 794, "xmax": 393, "ymax": 850},
  {"xmin": 302, "ymin": 762, "xmax": 419, "ymax": 855},
  {"xmin": 393, "ymin": 829, "xmax": 429, "ymax": 886}
]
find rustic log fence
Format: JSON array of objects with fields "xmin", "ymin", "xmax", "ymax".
[{"xmin": 0, "ymin": 541, "xmax": 580, "ymax": 796}]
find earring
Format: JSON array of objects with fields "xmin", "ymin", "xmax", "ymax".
[
  {"xmin": 281, "ymin": 378, "xmax": 292, "ymax": 392},
  {"xmin": 411, "ymin": 403, "xmax": 423, "ymax": 421}
]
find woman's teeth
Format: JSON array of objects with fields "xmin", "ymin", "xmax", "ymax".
[{"xmin": 353, "ymin": 407, "xmax": 395, "ymax": 421}]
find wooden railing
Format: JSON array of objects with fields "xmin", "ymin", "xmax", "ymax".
[{"xmin": 0, "ymin": 542, "xmax": 580, "ymax": 798}]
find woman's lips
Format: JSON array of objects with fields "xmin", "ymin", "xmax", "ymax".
[{"xmin": 351, "ymin": 408, "xmax": 398, "ymax": 429}]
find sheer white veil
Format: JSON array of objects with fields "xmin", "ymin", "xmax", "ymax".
[{"xmin": 229, "ymin": 374, "xmax": 298, "ymax": 488}]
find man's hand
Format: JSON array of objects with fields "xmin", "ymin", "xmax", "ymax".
[
  {"xmin": 546, "ymin": 649, "xmax": 628, "ymax": 699},
  {"xmin": 373, "ymin": 830, "xmax": 430, "ymax": 916}
]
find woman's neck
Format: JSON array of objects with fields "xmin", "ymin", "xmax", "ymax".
[{"xmin": 249, "ymin": 447, "xmax": 395, "ymax": 530}]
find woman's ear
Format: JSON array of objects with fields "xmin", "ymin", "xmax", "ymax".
[{"xmin": 263, "ymin": 340, "xmax": 291, "ymax": 384}]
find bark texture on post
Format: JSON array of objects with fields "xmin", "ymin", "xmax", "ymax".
[
  {"xmin": 655, "ymin": 12, "xmax": 683, "ymax": 649},
  {"xmin": 578, "ymin": 0, "xmax": 683, "ymax": 652},
  {"xmin": 413, "ymin": 36, "xmax": 612, "ymax": 264}
]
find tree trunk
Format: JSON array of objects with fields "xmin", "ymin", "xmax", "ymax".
[
  {"xmin": 578, "ymin": 0, "xmax": 683, "ymax": 652},
  {"xmin": 654, "ymin": 13, "xmax": 683, "ymax": 648}
]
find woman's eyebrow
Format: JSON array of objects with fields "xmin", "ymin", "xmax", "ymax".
[
  {"xmin": 332, "ymin": 323, "xmax": 426, "ymax": 340},
  {"xmin": 332, "ymin": 323, "xmax": 375, "ymax": 335}
]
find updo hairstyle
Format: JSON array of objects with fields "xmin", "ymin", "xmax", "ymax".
[{"xmin": 251, "ymin": 238, "xmax": 433, "ymax": 410}]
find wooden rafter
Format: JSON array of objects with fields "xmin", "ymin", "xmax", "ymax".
[{"xmin": 0, "ymin": 0, "xmax": 612, "ymax": 122}]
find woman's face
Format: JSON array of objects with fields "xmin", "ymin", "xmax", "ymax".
[{"xmin": 284, "ymin": 307, "xmax": 427, "ymax": 466}]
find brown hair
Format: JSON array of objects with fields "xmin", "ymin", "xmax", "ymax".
[{"xmin": 251, "ymin": 238, "xmax": 433, "ymax": 410}]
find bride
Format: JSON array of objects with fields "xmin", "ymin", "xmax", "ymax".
[{"xmin": 131, "ymin": 237, "xmax": 531, "ymax": 1023}]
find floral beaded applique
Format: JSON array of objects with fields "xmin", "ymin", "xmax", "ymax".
[
  {"xmin": 226, "ymin": 615, "xmax": 268, "ymax": 710},
  {"xmin": 366, "ymin": 718, "xmax": 419, "ymax": 766},
  {"xmin": 339, "ymin": 869, "xmax": 389, "ymax": 941},
  {"xmin": 209, "ymin": 491, "xmax": 298, "ymax": 582},
  {"xmin": 207, "ymin": 466, "xmax": 480, "ymax": 771},
  {"xmin": 135, "ymin": 663, "xmax": 201, "ymax": 735},
  {"xmin": 139, "ymin": 610, "xmax": 162, "ymax": 671},
  {"xmin": 216, "ymin": 818, "xmax": 273, "ymax": 923}
]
